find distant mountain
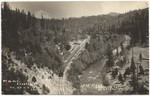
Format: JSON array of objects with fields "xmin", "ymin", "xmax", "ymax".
[
  {"xmin": 107, "ymin": 12, "xmax": 120, "ymax": 16},
  {"xmin": 34, "ymin": 10, "xmax": 52, "ymax": 19}
]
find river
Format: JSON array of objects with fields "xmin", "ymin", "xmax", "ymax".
[{"xmin": 79, "ymin": 35, "xmax": 131, "ymax": 95}]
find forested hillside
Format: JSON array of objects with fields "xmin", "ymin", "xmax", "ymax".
[
  {"xmin": 2, "ymin": 2, "xmax": 148, "ymax": 95},
  {"xmin": 2, "ymin": 2, "xmax": 71, "ymax": 72},
  {"xmin": 65, "ymin": 8, "xmax": 148, "ymax": 94}
]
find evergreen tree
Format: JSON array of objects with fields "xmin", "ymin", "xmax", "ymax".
[
  {"xmin": 120, "ymin": 43, "xmax": 124, "ymax": 55},
  {"xmin": 138, "ymin": 84, "xmax": 149, "ymax": 94},
  {"xmin": 112, "ymin": 68, "xmax": 118, "ymax": 79},
  {"xmin": 26, "ymin": 11, "xmax": 32, "ymax": 28},
  {"xmin": 31, "ymin": 13, "xmax": 36, "ymax": 29},
  {"xmin": 139, "ymin": 64, "xmax": 144, "ymax": 75},
  {"xmin": 41, "ymin": 15, "xmax": 45, "ymax": 29},
  {"xmin": 130, "ymin": 34, "xmax": 134, "ymax": 47},
  {"xmin": 141, "ymin": 33, "xmax": 147, "ymax": 46},
  {"xmin": 139, "ymin": 53, "xmax": 143, "ymax": 63},
  {"xmin": 130, "ymin": 57, "xmax": 136, "ymax": 73},
  {"xmin": 106, "ymin": 45, "xmax": 114, "ymax": 68},
  {"xmin": 118, "ymin": 73, "xmax": 123, "ymax": 84},
  {"xmin": 124, "ymin": 67, "xmax": 130, "ymax": 79},
  {"xmin": 130, "ymin": 71, "xmax": 138, "ymax": 93},
  {"xmin": 2, "ymin": 2, "xmax": 11, "ymax": 45},
  {"xmin": 32, "ymin": 76, "xmax": 37, "ymax": 82},
  {"xmin": 120, "ymin": 60, "xmax": 124, "ymax": 68}
]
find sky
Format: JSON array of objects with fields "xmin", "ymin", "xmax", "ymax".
[{"xmin": 8, "ymin": 1, "xmax": 149, "ymax": 19}]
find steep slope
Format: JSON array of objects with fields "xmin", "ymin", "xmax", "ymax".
[{"xmin": 2, "ymin": 48, "xmax": 74, "ymax": 94}]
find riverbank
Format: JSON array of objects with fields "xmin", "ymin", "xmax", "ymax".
[{"xmin": 79, "ymin": 35, "xmax": 131, "ymax": 94}]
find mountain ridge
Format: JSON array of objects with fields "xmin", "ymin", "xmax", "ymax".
[{"xmin": 107, "ymin": 12, "xmax": 120, "ymax": 16}]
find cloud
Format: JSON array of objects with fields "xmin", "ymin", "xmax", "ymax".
[{"xmin": 8, "ymin": 1, "xmax": 149, "ymax": 19}]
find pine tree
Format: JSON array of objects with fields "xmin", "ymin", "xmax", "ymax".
[
  {"xmin": 106, "ymin": 45, "xmax": 114, "ymax": 68},
  {"xmin": 31, "ymin": 13, "xmax": 36, "ymax": 29},
  {"xmin": 130, "ymin": 33, "xmax": 134, "ymax": 47},
  {"xmin": 124, "ymin": 67, "xmax": 130, "ymax": 79},
  {"xmin": 120, "ymin": 43, "xmax": 124, "ymax": 55},
  {"xmin": 139, "ymin": 53, "xmax": 143, "ymax": 63},
  {"xmin": 130, "ymin": 57, "xmax": 136, "ymax": 73},
  {"xmin": 32, "ymin": 76, "xmax": 37, "ymax": 82},
  {"xmin": 26, "ymin": 11, "xmax": 31, "ymax": 28},
  {"xmin": 139, "ymin": 64, "xmax": 144, "ymax": 75},
  {"xmin": 120, "ymin": 60, "xmax": 124, "ymax": 68},
  {"xmin": 112, "ymin": 68, "xmax": 118, "ymax": 79},
  {"xmin": 130, "ymin": 71, "xmax": 138, "ymax": 92},
  {"xmin": 41, "ymin": 15, "xmax": 45, "ymax": 29},
  {"xmin": 118, "ymin": 73, "xmax": 123, "ymax": 84}
]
